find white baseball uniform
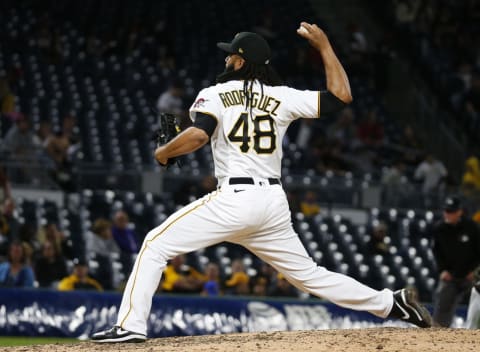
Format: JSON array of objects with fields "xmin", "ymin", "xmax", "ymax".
[
  {"xmin": 466, "ymin": 287, "xmax": 480, "ymax": 329},
  {"xmin": 115, "ymin": 80, "xmax": 394, "ymax": 335}
]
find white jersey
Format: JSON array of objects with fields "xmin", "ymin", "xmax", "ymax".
[{"xmin": 189, "ymin": 80, "xmax": 320, "ymax": 179}]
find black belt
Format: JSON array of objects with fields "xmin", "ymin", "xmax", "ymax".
[{"xmin": 228, "ymin": 177, "xmax": 281, "ymax": 185}]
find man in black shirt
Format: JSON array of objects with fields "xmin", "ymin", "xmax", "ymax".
[{"xmin": 432, "ymin": 196, "xmax": 480, "ymax": 327}]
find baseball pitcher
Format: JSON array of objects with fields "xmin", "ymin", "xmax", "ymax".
[{"xmin": 92, "ymin": 22, "xmax": 432, "ymax": 343}]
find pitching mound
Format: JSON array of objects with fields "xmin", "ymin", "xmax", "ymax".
[{"xmin": 4, "ymin": 328, "xmax": 479, "ymax": 352}]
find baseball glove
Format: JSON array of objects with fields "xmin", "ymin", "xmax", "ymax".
[{"xmin": 152, "ymin": 112, "xmax": 181, "ymax": 168}]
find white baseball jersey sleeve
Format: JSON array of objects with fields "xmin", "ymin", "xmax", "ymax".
[{"xmin": 190, "ymin": 80, "xmax": 320, "ymax": 180}]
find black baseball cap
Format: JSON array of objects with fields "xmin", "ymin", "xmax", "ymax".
[
  {"xmin": 217, "ymin": 32, "xmax": 271, "ymax": 65},
  {"xmin": 443, "ymin": 196, "xmax": 462, "ymax": 212}
]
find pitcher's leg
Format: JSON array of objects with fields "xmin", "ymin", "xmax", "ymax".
[
  {"xmin": 116, "ymin": 191, "xmax": 232, "ymax": 334},
  {"xmin": 240, "ymin": 231, "xmax": 393, "ymax": 318},
  {"xmin": 116, "ymin": 243, "xmax": 165, "ymax": 334}
]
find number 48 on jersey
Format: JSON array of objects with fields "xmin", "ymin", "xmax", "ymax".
[{"xmin": 227, "ymin": 113, "xmax": 276, "ymax": 154}]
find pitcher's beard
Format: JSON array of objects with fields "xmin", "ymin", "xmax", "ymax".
[{"xmin": 216, "ymin": 64, "xmax": 246, "ymax": 83}]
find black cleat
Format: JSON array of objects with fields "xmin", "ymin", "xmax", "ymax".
[
  {"xmin": 91, "ymin": 326, "xmax": 147, "ymax": 343},
  {"xmin": 388, "ymin": 288, "xmax": 433, "ymax": 328}
]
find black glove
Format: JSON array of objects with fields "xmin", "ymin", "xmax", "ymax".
[{"xmin": 152, "ymin": 112, "xmax": 181, "ymax": 168}]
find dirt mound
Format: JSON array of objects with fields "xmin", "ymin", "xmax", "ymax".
[{"xmin": 5, "ymin": 328, "xmax": 479, "ymax": 352}]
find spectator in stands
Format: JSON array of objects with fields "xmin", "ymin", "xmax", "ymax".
[
  {"xmin": 0, "ymin": 198, "xmax": 20, "ymax": 242},
  {"xmin": 224, "ymin": 259, "xmax": 250, "ymax": 295},
  {"xmin": 398, "ymin": 124, "xmax": 423, "ymax": 167},
  {"xmin": 34, "ymin": 239, "xmax": 68, "ymax": 288},
  {"xmin": 300, "ymin": 191, "xmax": 321, "ymax": 217},
  {"xmin": 86, "ymin": 218, "xmax": 119, "ymax": 256},
  {"xmin": 461, "ymin": 156, "xmax": 480, "ymax": 195},
  {"xmin": 414, "ymin": 154, "xmax": 447, "ymax": 207},
  {"xmin": 451, "ymin": 62, "xmax": 473, "ymax": 102},
  {"xmin": 160, "ymin": 254, "xmax": 206, "ymax": 294},
  {"xmin": 250, "ymin": 264, "xmax": 282, "ymax": 297},
  {"xmin": 58, "ymin": 257, "xmax": 103, "ymax": 291},
  {"xmin": 269, "ymin": 273, "xmax": 298, "ymax": 298},
  {"xmin": 111, "ymin": 210, "xmax": 138, "ymax": 254},
  {"xmin": 0, "ymin": 225, "xmax": 9, "ymax": 261},
  {"xmin": 45, "ymin": 115, "xmax": 79, "ymax": 192},
  {"xmin": 136, "ymin": 19, "xmax": 175, "ymax": 71},
  {"xmin": 0, "ymin": 77, "xmax": 16, "ymax": 116},
  {"xmin": 34, "ymin": 121, "xmax": 56, "ymax": 174},
  {"xmin": 327, "ymin": 108, "xmax": 357, "ymax": 149},
  {"xmin": 353, "ymin": 109, "xmax": 385, "ymax": 172},
  {"xmin": 0, "ymin": 114, "xmax": 42, "ymax": 183},
  {"xmin": 381, "ymin": 160, "xmax": 408, "ymax": 207},
  {"xmin": 61, "ymin": 114, "xmax": 80, "ymax": 146},
  {"xmin": 0, "ymin": 198, "xmax": 13, "ymax": 251},
  {"xmin": 0, "ymin": 241, "xmax": 35, "ymax": 288},
  {"xmin": 202, "ymin": 262, "xmax": 221, "ymax": 296},
  {"xmin": 37, "ymin": 220, "xmax": 74, "ymax": 259},
  {"xmin": 313, "ymin": 139, "xmax": 353, "ymax": 175},
  {"xmin": 431, "ymin": 195, "xmax": 480, "ymax": 327},
  {"xmin": 111, "ymin": 210, "xmax": 138, "ymax": 276},
  {"xmin": 294, "ymin": 119, "xmax": 315, "ymax": 150},
  {"xmin": 473, "ymin": 210, "xmax": 480, "ymax": 225},
  {"xmin": 45, "ymin": 128, "xmax": 70, "ymax": 170},
  {"xmin": 250, "ymin": 274, "xmax": 268, "ymax": 296},
  {"xmin": 0, "ymin": 166, "xmax": 12, "ymax": 203},
  {"xmin": 35, "ymin": 120, "xmax": 53, "ymax": 148},
  {"xmin": 356, "ymin": 108, "xmax": 385, "ymax": 148},
  {"xmin": 18, "ymin": 222, "xmax": 40, "ymax": 254},
  {"xmin": 393, "ymin": 0, "xmax": 419, "ymax": 31},
  {"xmin": 86, "ymin": 218, "xmax": 119, "ymax": 290},
  {"xmin": 253, "ymin": 262, "xmax": 277, "ymax": 294},
  {"xmin": 368, "ymin": 221, "xmax": 390, "ymax": 256},
  {"xmin": 156, "ymin": 79, "xmax": 189, "ymax": 129}
]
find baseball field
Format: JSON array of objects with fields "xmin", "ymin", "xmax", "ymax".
[{"xmin": 1, "ymin": 328, "xmax": 479, "ymax": 352}]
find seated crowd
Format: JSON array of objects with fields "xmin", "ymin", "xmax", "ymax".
[{"xmin": 0, "ymin": 236, "xmax": 300, "ymax": 299}]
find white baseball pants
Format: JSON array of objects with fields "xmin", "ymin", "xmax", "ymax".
[
  {"xmin": 116, "ymin": 179, "xmax": 394, "ymax": 335},
  {"xmin": 465, "ymin": 287, "xmax": 480, "ymax": 329}
]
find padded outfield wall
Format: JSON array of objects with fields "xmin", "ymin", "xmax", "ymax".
[{"xmin": 0, "ymin": 289, "xmax": 466, "ymax": 338}]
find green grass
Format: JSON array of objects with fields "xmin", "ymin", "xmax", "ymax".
[{"xmin": 0, "ymin": 336, "xmax": 79, "ymax": 346}]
